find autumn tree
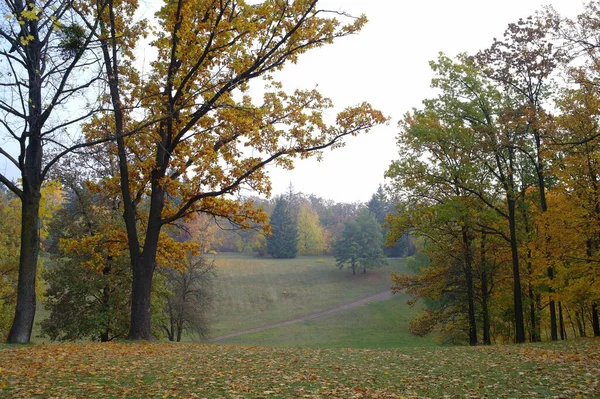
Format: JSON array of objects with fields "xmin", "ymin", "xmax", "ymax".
[
  {"xmin": 41, "ymin": 171, "xmax": 132, "ymax": 342},
  {"xmin": 334, "ymin": 209, "xmax": 387, "ymax": 275},
  {"xmin": 267, "ymin": 197, "xmax": 298, "ymax": 259},
  {"xmin": 475, "ymin": 12, "xmax": 565, "ymax": 342},
  {"xmin": 296, "ymin": 202, "xmax": 325, "ymax": 256},
  {"xmin": 0, "ymin": 0, "xmax": 116, "ymax": 343},
  {"xmin": 90, "ymin": 0, "xmax": 385, "ymax": 339}
]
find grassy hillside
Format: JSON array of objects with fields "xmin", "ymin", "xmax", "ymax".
[
  {"xmin": 1, "ymin": 339, "xmax": 598, "ymax": 398},
  {"xmin": 218, "ymin": 293, "xmax": 436, "ymax": 348},
  {"xmin": 207, "ymin": 254, "xmax": 409, "ymax": 338}
]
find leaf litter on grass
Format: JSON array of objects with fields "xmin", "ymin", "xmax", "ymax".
[{"xmin": 0, "ymin": 340, "xmax": 599, "ymax": 398}]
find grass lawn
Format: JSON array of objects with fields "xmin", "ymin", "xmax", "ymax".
[
  {"xmin": 206, "ymin": 254, "xmax": 408, "ymax": 337},
  {"xmin": 1, "ymin": 339, "xmax": 598, "ymax": 398},
  {"xmin": 218, "ymin": 293, "xmax": 436, "ymax": 349}
]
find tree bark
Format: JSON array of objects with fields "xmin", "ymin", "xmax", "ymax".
[
  {"xmin": 592, "ymin": 302, "xmax": 600, "ymax": 337},
  {"xmin": 128, "ymin": 256, "xmax": 155, "ymax": 340},
  {"xmin": 480, "ymin": 233, "xmax": 491, "ymax": 345},
  {"xmin": 508, "ymin": 197, "xmax": 526, "ymax": 343},
  {"xmin": 7, "ymin": 3, "xmax": 43, "ymax": 343},
  {"xmin": 528, "ymin": 282, "xmax": 539, "ymax": 342},
  {"xmin": 462, "ymin": 227, "xmax": 477, "ymax": 346},
  {"xmin": 7, "ymin": 191, "xmax": 41, "ymax": 343},
  {"xmin": 559, "ymin": 301, "xmax": 566, "ymax": 340}
]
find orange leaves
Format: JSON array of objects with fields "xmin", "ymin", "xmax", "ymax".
[{"xmin": 1, "ymin": 341, "xmax": 599, "ymax": 398}]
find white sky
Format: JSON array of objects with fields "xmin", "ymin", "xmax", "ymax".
[
  {"xmin": 265, "ymin": 0, "xmax": 586, "ymax": 203},
  {"xmin": 0, "ymin": 0, "xmax": 586, "ymax": 203}
]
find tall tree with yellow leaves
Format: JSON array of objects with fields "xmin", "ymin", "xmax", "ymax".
[{"xmin": 91, "ymin": 0, "xmax": 386, "ymax": 339}]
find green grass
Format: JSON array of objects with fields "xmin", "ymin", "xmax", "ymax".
[
  {"xmin": 207, "ymin": 254, "xmax": 408, "ymax": 337},
  {"xmin": 1, "ymin": 339, "xmax": 598, "ymax": 398},
  {"xmin": 218, "ymin": 293, "xmax": 436, "ymax": 348}
]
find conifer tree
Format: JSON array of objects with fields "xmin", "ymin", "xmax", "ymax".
[{"xmin": 267, "ymin": 198, "xmax": 298, "ymax": 259}]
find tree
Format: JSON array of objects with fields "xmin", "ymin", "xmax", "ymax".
[
  {"xmin": 475, "ymin": 12, "xmax": 565, "ymax": 342},
  {"xmin": 41, "ymin": 174, "xmax": 131, "ymax": 342},
  {"xmin": 0, "ymin": 192, "xmax": 20, "ymax": 339},
  {"xmin": 161, "ymin": 256, "xmax": 214, "ymax": 342},
  {"xmin": 334, "ymin": 209, "xmax": 387, "ymax": 275},
  {"xmin": 267, "ymin": 197, "xmax": 298, "ymax": 259},
  {"xmin": 90, "ymin": 0, "xmax": 385, "ymax": 339},
  {"xmin": 0, "ymin": 0, "xmax": 116, "ymax": 343},
  {"xmin": 296, "ymin": 202, "xmax": 325, "ymax": 256}
]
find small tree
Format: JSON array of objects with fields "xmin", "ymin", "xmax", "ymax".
[
  {"xmin": 334, "ymin": 209, "xmax": 387, "ymax": 275},
  {"xmin": 161, "ymin": 256, "xmax": 214, "ymax": 342},
  {"xmin": 267, "ymin": 198, "xmax": 298, "ymax": 259},
  {"xmin": 297, "ymin": 202, "xmax": 325, "ymax": 256}
]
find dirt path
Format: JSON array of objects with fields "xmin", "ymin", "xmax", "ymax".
[{"xmin": 209, "ymin": 290, "xmax": 394, "ymax": 342}]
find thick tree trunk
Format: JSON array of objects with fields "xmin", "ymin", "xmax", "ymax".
[
  {"xmin": 7, "ymin": 192, "xmax": 41, "ymax": 343},
  {"xmin": 128, "ymin": 175, "xmax": 164, "ymax": 340},
  {"xmin": 128, "ymin": 258, "xmax": 155, "ymax": 340}
]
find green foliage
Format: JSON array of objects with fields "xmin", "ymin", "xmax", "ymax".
[
  {"xmin": 333, "ymin": 209, "xmax": 387, "ymax": 275},
  {"xmin": 58, "ymin": 23, "xmax": 87, "ymax": 59},
  {"xmin": 41, "ymin": 257, "xmax": 131, "ymax": 342},
  {"xmin": 266, "ymin": 198, "xmax": 298, "ymax": 259}
]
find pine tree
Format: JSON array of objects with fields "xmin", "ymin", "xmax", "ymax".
[{"xmin": 267, "ymin": 198, "xmax": 298, "ymax": 259}]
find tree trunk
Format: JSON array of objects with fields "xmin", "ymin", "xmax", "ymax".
[
  {"xmin": 7, "ymin": 10, "xmax": 43, "ymax": 344},
  {"xmin": 128, "ymin": 174, "xmax": 165, "ymax": 340},
  {"xmin": 508, "ymin": 198, "xmax": 525, "ymax": 343},
  {"xmin": 575, "ymin": 308, "xmax": 585, "ymax": 337},
  {"xmin": 592, "ymin": 302, "xmax": 600, "ymax": 337},
  {"xmin": 480, "ymin": 231, "xmax": 491, "ymax": 345},
  {"xmin": 559, "ymin": 301, "xmax": 566, "ymax": 340},
  {"xmin": 7, "ymin": 191, "xmax": 41, "ymax": 343},
  {"xmin": 548, "ymin": 268, "xmax": 558, "ymax": 341},
  {"xmin": 128, "ymin": 254, "xmax": 155, "ymax": 340},
  {"xmin": 462, "ymin": 228, "xmax": 477, "ymax": 346},
  {"xmin": 528, "ymin": 282, "xmax": 538, "ymax": 342}
]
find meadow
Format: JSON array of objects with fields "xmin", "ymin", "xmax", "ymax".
[{"xmin": 205, "ymin": 254, "xmax": 428, "ymax": 348}]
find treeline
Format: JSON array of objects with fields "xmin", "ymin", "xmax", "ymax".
[
  {"xmin": 212, "ymin": 187, "xmax": 413, "ymax": 258},
  {"xmin": 386, "ymin": 4, "xmax": 600, "ymax": 345}
]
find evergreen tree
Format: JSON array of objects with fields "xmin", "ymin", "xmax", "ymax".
[
  {"xmin": 334, "ymin": 209, "xmax": 387, "ymax": 274},
  {"xmin": 267, "ymin": 198, "xmax": 298, "ymax": 259}
]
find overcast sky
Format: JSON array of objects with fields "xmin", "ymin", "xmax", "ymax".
[
  {"xmin": 264, "ymin": 0, "xmax": 586, "ymax": 204},
  {"xmin": 0, "ymin": 1, "xmax": 586, "ymax": 203}
]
